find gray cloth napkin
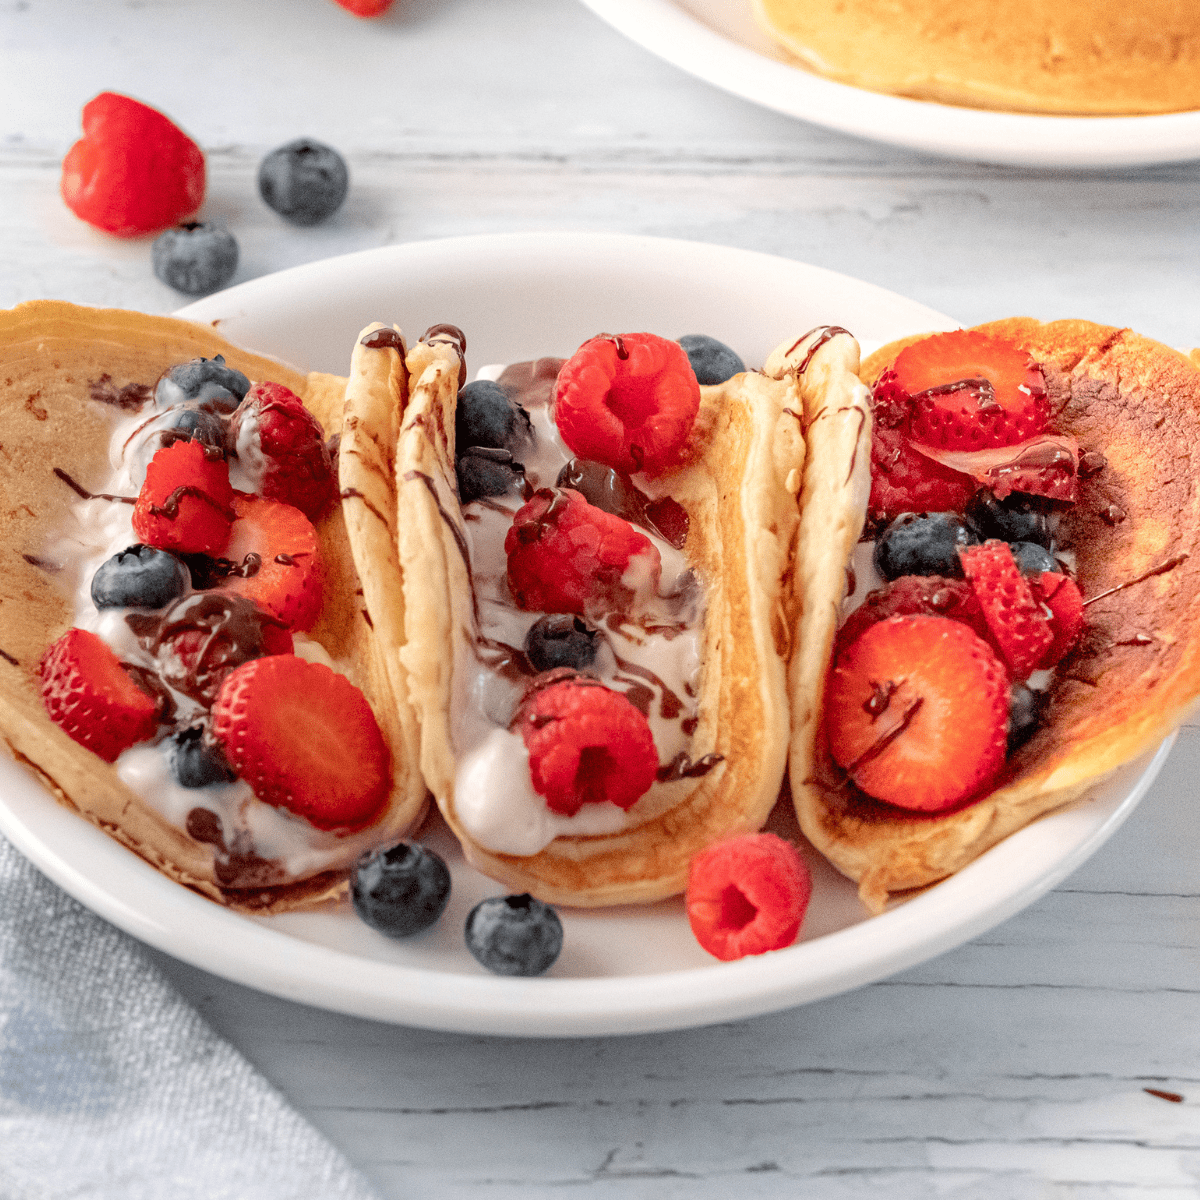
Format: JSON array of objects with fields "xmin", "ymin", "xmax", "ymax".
[{"xmin": 0, "ymin": 836, "xmax": 380, "ymax": 1200}]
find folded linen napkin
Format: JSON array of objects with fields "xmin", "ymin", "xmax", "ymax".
[{"xmin": 0, "ymin": 835, "xmax": 379, "ymax": 1200}]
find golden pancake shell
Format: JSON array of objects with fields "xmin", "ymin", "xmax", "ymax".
[
  {"xmin": 0, "ymin": 301, "xmax": 424, "ymax": 912},
  {"xmin": 791, "ymin": 318, "xmax": 1200, "ymax": 912}
]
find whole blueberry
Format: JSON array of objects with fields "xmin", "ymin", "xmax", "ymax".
[
  {"xmin": 1009, "ymin": 541, "xmax": 1057, "ymax": 576},
  {"xmin": 91, "ymin": 544, "xmax": 189, "ymax": 610},
  {"xmin": 258, "ymin": 138, "xmax": 349, "ymax": 226},
  {"xmin": 456, "ymin": 448, "xmax": 525, "ymax": 504},
  {"xmin": 965, "ymin": 489, "xmax": 1056, "ymax": 549},
  {"xmin": 677, "ymin": 334, "xmax": 746, "ymax": 386},
  {"xmin": 873, "ymin": 513, "xmax": 979, "ymax": 580},
  {"xmin": 465, "ymin": 893, "xmax": 563, "ymax": 976},
  {"xmin": 456, "ymin": 380, "xmax": 533, "ymax": 456},
  {"xmin": 168, "ymin": 727, "xmax": 236, "ymax": 788},
  {"xmin": 1007, "ymin": 684, "xmax": 1045, "ymax": 755},
  {"xmin": 152, "ymin": 223, "xmax": 239, "ymax": 297},
  {"xmin": 525, "ymin": 614, "xmax": 600, "ymax": 673},
  {"xmin": 157, "ymin": 354, "xmax": 251, "ymax": 413},
  {"xmin": 351, "ymin": 843, "xmax": 452, "ymax": 938}
]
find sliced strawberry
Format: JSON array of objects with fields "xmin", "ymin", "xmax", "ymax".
[
  {"xmin": 908, "ymin": 434, "xmax": 1080, "ymax": 503},
  {"xmin": 39, "ymin": 628, "xmax": 159, "ymax": 762},
  {"xmin": 1031, "ymin": 571, "xmax": 1085, "ymax": 667},
  {"xmin": 825, "ymin": 614, "xmax": 1009, "ymax": 812},
  {"xmin": 888, "ymin": 331, "xmax": 1049, "ymax": 451},
  {"xmin": 869, "ymin": 426, "xmax": 977, "ymax": 520},
  {"xmin": 959, "ymin": 541, "xmax": 1055, "ymax": 678},
  {"xmin": 221, "ymin": 494, "xmax": 323, "ymax": 631},
  {"xmin": 211, "ymin": 656, "xmax": 390, "ymax": 831},
  {"xmin": 838, "ymin": 575, "xmax": 988, "ymax": 658},
  {"xmin": 132, "ymin": 438, "xmax": 235, "ymax": 555}
]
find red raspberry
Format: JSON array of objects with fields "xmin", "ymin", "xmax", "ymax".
[
  {"xmin": 222, "ymin": 494, "xmax": 324, "ymax": 631},
  {"xmin": 132, "ymin": 438, "xmax": 235, "ymax": 556},
  {"xmin": 60, "ymin": 93, "xmax": 205, "ymax": 237},
  {"xmin": 959, "ymin": 541, "xmax": 1055, "ymax": 678},
  {"xmin": 553, "ymin": 333, "xmax": 700, "ymax": 475},
  {"xmin": 212, "ymin": 655, "xmax": 390, "ymax": 831},
  {"xmin": 686, "ymin": 833, "xmax": 811, "ymax": 961},
  {"xmin": 890, "ymin": 331, "xmax": 1049, "ymax": 451},
  {"xmin": 520, "ymin": 680, "xmax": 658, "ymax": 816},
  {"xmin": 837, "ymin": 575, "xmax": 988, "ymax": 658},
  {"xmin": 333, "ymin": 0, "xmax": 394, "ymax": 12},
  {"xmin": 1030, "ymin": 571, "xmax": 1085, "ymax": 667},
  {"xmin": 505, "ymin": 488, "xmax": 661, "ymax": 615},
  {"xmin": 869, "ymin": 427, "xmax": 976, "ymax": 520},
  {"xmin": 40, "ymin": 628, "xmax": 159, "ymax": 763},
  {"xmin": 825, "ymin": 614, "xmax": 1009, "ymax": 812},
  {"xmin": 229, "ymin": 382, "xmax": 334, "ymax": 520}
]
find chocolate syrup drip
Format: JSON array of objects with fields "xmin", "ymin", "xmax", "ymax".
[
  {"xmin": 786, "ymin": 326, "xmax": 852, "ymax": 373},
  {"xmin": 593, "ymin": 333, "xmax": 630, "ymax": 360},
  {"xmin": 475, "ymin": 636, "xmax": 536, "ymax": 684},
  {"xmin": 340, "ymin": 486, "xmax": 391, "ymax": 529},
  {"xmin": 1083, "ymin": 553, "xmax": 1189, "ymax": 607},
  {"xmin": 362, "ymin": 608, "xmax": 374, "ymax": 629},
  {"xmin": 914, "ymin": 376, "xmax": 998, "ymax": 410},
  {"xmin": 420, "ymin": 323, "xmax": 467, "ymax": 388},
  {"xmin": 863, "ymin": 680, "xmax": 898, "ymax": 720},
  {"xmin": 1144, "ymin": 1089, "xmax": 1185, "ymax": 1104},
  {"xmin": 179, "ymin": 552, "xmax": 264, "ymax": 590},
  {"xmin": 148, "ymin": 484, "xmax": 236, "ymax": 524},
  {"xmin": 21, "ymin": 553, "xmax": 61, "ymax": 573},
  {"xmin": 274, "ymin": 553, "xmax": 295, "ymax": 565},
  {"xmin": 610, "ymin": 652, "xmax": 685, "ymax": 721},
  {"xmin": 497, "ymin": 358, "xmax": 565, "ymax": 409},
  {"xmin": 404, "ymin": 470, "xmax": 472, "ymax": 575},
  {"xmin": 360, "ymin": 327, "xmax": 407, "ymax": 353},
  {"xmin": 681, "ymin": 716, "xmax": 698, "ymax": 736},
  {"xmin": 1100, "ymin": 503, "xmax": 1127, "ymax": 526},
  {"xmin": 845, "ymin": 697, "xmax": 924, "ymax": 776},
  {"xmin": 556, "ymin": 458, "xmax": 689, "ymax": 550},
  {"xmin": 89, "ymin": 374, "xmax": 153, "ymax": 411},
  {"xmin": 0, "ymin": 647, "xmax": 18, "ymax": 667},
  {"xmin": 656, "ymin": 751, "xmax": 723, "ymax": 783},
  {"xmin": 1078, "ymin": 450, "xmax": 1108, "ymax": 478},
  {"xmin": 185, "ymin": 807, "xmax": 224, "ymax": 846},
  {"xmin": 1115, "ymin": 633, "xmax": 1154, "ymax": 646},
  {"xmin": 513, "ymin": 488, "xmax": 571, "ymax": 545},
  {"xmin": 121, "ymin": 663, "xmax": 176, "ymax": 722},
  {"xmin": 845, "ymin": 406, "xmax": 867, "ymax": 484},
  {"xmin": 53, "ymin": 467, "xmax": 136, "ymax": 505}
]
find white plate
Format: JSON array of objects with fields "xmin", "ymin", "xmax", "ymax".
[
  {"xmin": 580, "ymin": 0, "xmax": 1200, "ymax": 167},
  {"xmin": 0, "ymin": 232, "xmax": 1173, "ymax": 1036}
]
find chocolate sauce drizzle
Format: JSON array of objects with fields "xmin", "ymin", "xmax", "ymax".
[
  {"xmin": 21, "ymin": 553, "xmax": 61, "ymax": 573},
  {"xmin": 360, "ymin": 327, "xmax": 407, "ymax": 353},
  {"xmin": 148, "ymin": 483, "xmax": 236, "ymax": 524},
  {"xmin": 53, "ymin": 467, "xmax": 136, "ymax": 505},
  {"xmin": 845, "ymin": 697, "xmax": 924, "ymax": 776},
  {"xmin": 89, "ymin": 374, "xmax": 153, "ymax": 412},
  {"xmin": 656, "ymin": 751, "xmax": 723, "ymax": 783},
  {"xmin": 339, "ymin": 486, "xmax": 391, "ymax": 529},
  {"xmin": 0, "ymin": 648, "xmax": 18, "ymax": 667},
  {"xmin": 786, "ymin": 326, "xmax": 852, "ymax": 373},
  {"xmin": 420, "ymin": 324, "xmax": 467, "ymax": 388},
  {"xmin": 1083, "ymin": 554, "xmax": 1189, "ymax": 608}
]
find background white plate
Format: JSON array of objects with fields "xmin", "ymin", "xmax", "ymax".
[
  {"xmin": 0, "ymin": 232, "xmax": 1173, "ymax": 1035},
  {"xmin": 580, "ymin": 0, "xmax": 1200, "ymax": 168}
]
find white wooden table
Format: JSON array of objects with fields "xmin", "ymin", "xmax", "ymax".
[{"xmin": 5, "ymin": 0, "xmax": 1200, "ymax": 1194}]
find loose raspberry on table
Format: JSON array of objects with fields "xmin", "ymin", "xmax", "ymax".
[
  {"xmin": 60, "ymin": 92, "xmax": 205, "ymax": 237},
  {"xmin": 686, "ymin": 833, "xmax": 811, "ymax": 961},
  {"xmin": 520, "ymin": 680, "xmax": 658, "ymax": 816},
  {"xmin": 553, "ymin": 333, "xmax": 700, "ymax": 476},
  {"xmin": 505, "ymin": 487, "xmax": 661, "ymax": 616},
  {"xmin": 959, "ymin": 541, "xmax": 1055, "ymax": 678},
  {"xmin": 132, "ymin": 438, "xmax": 235, "ymax": 556}
]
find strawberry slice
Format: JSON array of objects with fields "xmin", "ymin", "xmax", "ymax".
[
  {"xmin": 959, "ymin": 541, "xmax": 1055, "ymax": 677},
  {"xmin": 221, "ymin": 494, "xmax": 323, "ymax": 631},
  {"xmin": 1031, "ymin": 571, "xmax": 1085, "ymax": 667},
  {"xmin": 888, "ymin": 331, "xmax": 1049, "ymax": 451},
  {"xmin": 211, "ymin": 655, "xmax": 390, "ymax": 831},
  {"xmin": 825, "ymin": 614, "xmax": 1009, "ymax": 812},
  {"xmin": 132, "ymin": 438, "xmax": 235, "ymax": 555},
  {"xmin": 837, "ymin": 575, "xmax": 989, "ymax": 658},
  {"xmin": 869, "ymin": 427, "xmax": 977, "ymax": 521},
  {"xmin": 39, "ymin": 628, "xmax": 159, "ymax": 762}
]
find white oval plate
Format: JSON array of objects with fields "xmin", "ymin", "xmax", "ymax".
[
  {"xmin": 0, "ymin": 232, "xmax": 1173, "ymax": 1035},
  {"xmin": 580, "ymin": 0, "xmax": 1200, "ymax": 167}
]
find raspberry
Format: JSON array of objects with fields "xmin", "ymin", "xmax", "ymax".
[
  {"xmin": 959, "ymin": 542, "xmax": 1055, "ymax": 678},
  {"xmin": 332, "ymin": 0, "xmax": 394, "ymax": 15},
  {"xmin": 890, "ymin": 331, "xmax": 1049, "ymax": 451},
  {"xmin": 60, "ymin": 93, "xmax": 205, "ymax": 237},
  {"xmin": 1030, "ymin": 571, "xmax": 1085, "ymax": 667},
  {"xmin": 825, "ymin": 614, "xmax": 1009, "ymax": 812},
  {"xmin": 212, "ymin": 656, "xmax": 390, "ymax": 831},
  {"xmin": 230, "ymin": 381, "xmax": 335, "ymax": 520},
  {"xmin": 520, "ymin": 680, "xmax": 658, "ymax": 816},
  {"xmin": 553, "ymin": 333, "xmax": 700, "ymax": 475},
  {"xmin": 40, "ymin": 628, "xmax": 159, "ymax": 763},
  {"xmin": 869, "ymin": 427, "xmax": 976, "ymax": 521},
  {"xmin": 505, "ymin": 488, "xmax": 661, "ymax": 616},
  {"xmin": 686, "ymin": 834, "xmax": 811, "ymax": 961},
  {"xmin": 837, "ymin": 575, "xmax": 988, "ymax": 658},
  {"xmin": 132, "ymin": 438, "xmax": 235, "ymax": 556}
]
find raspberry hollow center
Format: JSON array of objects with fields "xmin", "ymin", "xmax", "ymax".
[
  {"xmin": 720, "ymin": 884, "xmax": 758, "ymax": 932},
  {"xmin": 604, "ymin": 377, "xmax": 652, "ymax": 427}
]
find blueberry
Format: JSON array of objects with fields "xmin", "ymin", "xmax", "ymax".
[
  {"xmin": 525, "ymin": 614, "xmax": 600, "ymax": 673},
  {"xmin": 152, "ymin": 222, "xmax": 239, "ymax": 297},
  {"xmin": 351, "ymin": 843, "xmax": 452, "ymax": 938},
  {"xmin": 873, "ymin": 513, "xmax": 979, "ymax": 581},
  {"xmin": 91, "ymin": 545, "xmax": 189, "ymax": 610},
  {"xmin": 1007, "ymin": 684, "xmax": 1045, "ymax": 755},
  {"xmin": 456, "ymin": 448, "xmax": 525, "ymax": 504},
  {"xmin": 1009, "ymin": 541, "xmax": 1057, "ymax": 576},
  {"xmin": 677, "ymin": 334, "xmax": 746, "ymax": 386},
  {"xmin": 258, "ymin": 138, "xmax": 348, "ymax": 226},
  {"xmin": 965, "ymin": 489, "xmax": 1055, "ymax": 549},
  {"xmin": 464, "ymin": 893, "xmax": 563, "ymax": 977},
  {"xmin": 158, "ymin": 405, "xmax": 227, "ymax": 451},
  {"xmin": 456, "ymin": 380, "xmax": 533, "ymax": 456},
  {"xmin": 156, "ymin": 355, "xmax": 251, "ymax": 414},
  {"xmin": 168, "ymin": 727, "xmax": 236, "ymax": 788}
]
